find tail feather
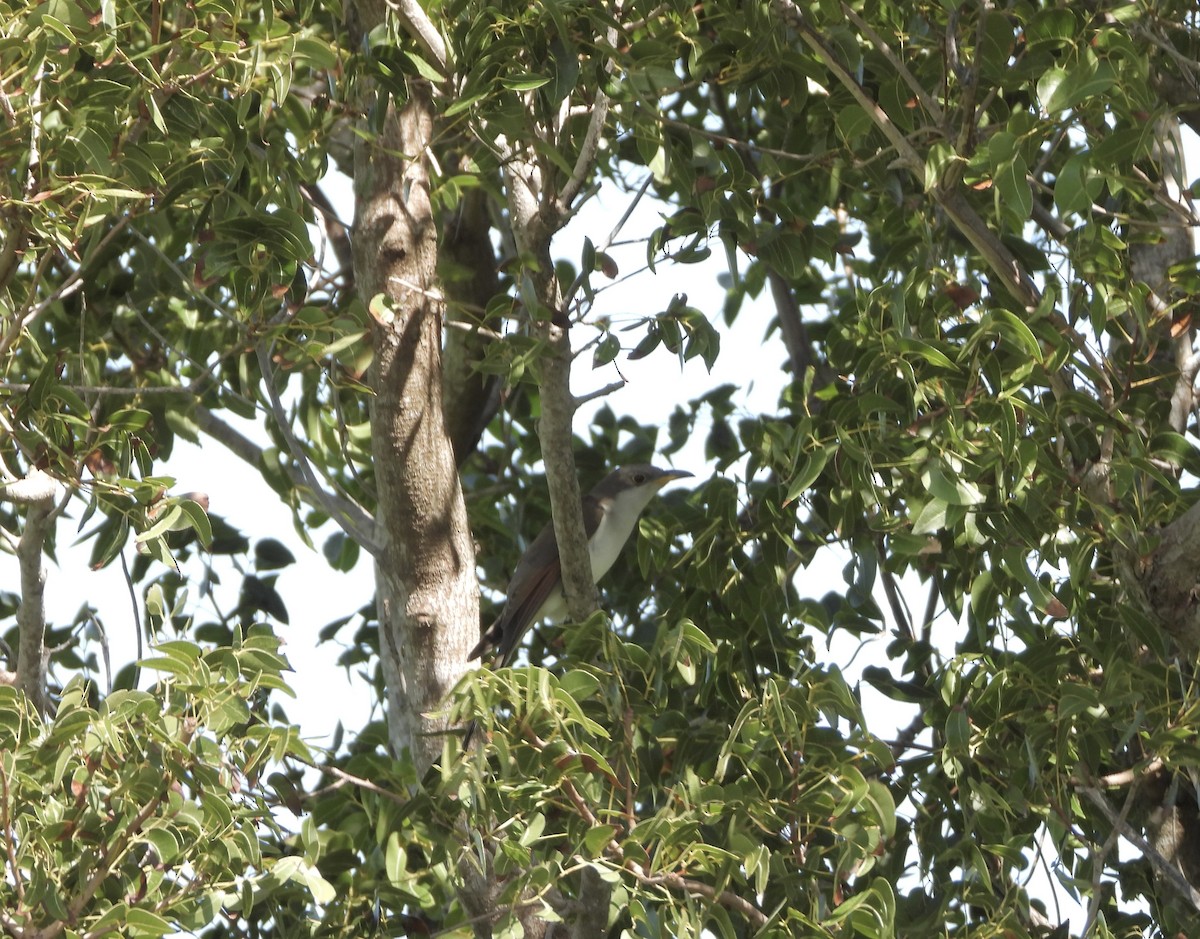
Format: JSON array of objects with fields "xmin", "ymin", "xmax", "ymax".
[{"xmin": 468, "ymin": 616, "xmax": 503, "ymax": 661}]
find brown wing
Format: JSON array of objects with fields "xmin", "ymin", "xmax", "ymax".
[{"xmin": 469, "ymin": 521, "xmax": 562, "ymax": 665}]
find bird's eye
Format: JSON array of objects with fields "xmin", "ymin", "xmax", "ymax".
[{"xmin": 633, "ymin": 473, "xmax": 646, "ymax": 484}]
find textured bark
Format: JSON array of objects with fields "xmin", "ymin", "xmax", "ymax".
[
  {"xmin": 503, "ymin": 155, "xmax": 595, "ymax": 625},
  {"xmin": 1126, "ymin": 119, "xmax": 1200, "ymax": 903},
  {"xmin": 2, "ymin": 468, "xmax": 58, "ymax": 715},
  {"xmin": 354, "ymin": 84, "xmax": 477, "ymax": 772},
  {"xmin": 1135, "ymin": 121, "xmax": 1197, "ymax": 652},
  {"xmin": 1145, "ymin": 499, "xmax": 1200, "ymax": 651}
]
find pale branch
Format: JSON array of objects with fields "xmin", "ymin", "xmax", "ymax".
[
  {"xmin": 626, "ymin": 864, "xmax": 769, "ymax": 928},
  {"xmin": 560, "ymin": 176, "xmax": 654, "ymax": 316},
  {"xmin": 86, "ymin": 612, "xmax": 114, "ymax": 697},
  {"xmin": 119, "ymin": 551, "xmax": 144, "ymax": 671},
  {"xmin": 255, "ymin": 344, "xmax": 381, "ymax": 557},
  {"xmin": 0, "ymin": 214, "xmax": 133, "ymax": 366},
  {"xmin": 24, "ymin": 65, "xmax": 42, "ymax": 200},
  {"xmin": 386, "ymin": 0, "xmax": 448, "ymax": 75},
  {"xmin": 557, "ymin": 89, "xmax": 610, "ymax": 216},
  {"xmin": 299, "ymin": 182, "xmax": 354, "ymax": 285},
  {"xmin": 0, "ymin": 382, "xmax": 196, "ymax": 397},
  {"xmin": 840, "ymin": 2, "xmax": 943, "ymax": 123},
  {"xmin": 1083, "ymin": 776, "xmax": 1140, "ymax": 935},
  {"xmin": 636, "ymin": 103, "xmax": 827, "ymax": 166},
  {"xmin": 445, "ymin": 318, "xmax": 504, "ymax": 342},
  {"xmin": 0, "ymin": 248, "xmax": 53, "ymax": 365},
  {"xmin": 0, "ymin": 207, "xmax": 21, "ymax": 299},
  {"xmin": 0, "ymin": 746, "xmax": 25, "ymax": 911},
  {"xmin": 193, "ymin": 405, "xmax": 264, "ymax": 469},
  {"xmin": 769, "ymin": 265, "xmax": 824, "ymax": 380},
  {"xmin": 874, "ymin": 535, "xmax": 914, "ymax": 644},
  {"xmin": 573, "ymin": 379, "xmax": 626, "ymax": 409},
  {"xmin": 950, "ymin": 7, "xmax": 986, "ymax": 155},
  {"xmin": 58, "ymin": 791, "xmax": 168, "ymax": 938},
  {"xmin": 504, "ymin": 156, "xmax": 596, "ymax": 624},
  {"xmin": 289, "ymin": 754, "xmax": 411, "ymax": 807},
  {"xmin": 1, "ymin": 469, "xmax": 58, "ymax": 716},
  {"xmin": 769, "ymin": 0, "xmax": 1043, "ymax": 311},
  {"xmin": 1177, "ymin": 348, "xmax": 1200, "ymax": 434},
  {"xmin": 1077, "ymin": 783, "xmax": 1200, "ymax": 913},
  {"xmin": 193, "ymin": 401, "xmax": 382, "ymax": 558},
  {"xmin": 818, "ymin": 35, "xmax": 1116, "ymax": 414}
]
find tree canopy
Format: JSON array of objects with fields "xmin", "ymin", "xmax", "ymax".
[{"xmin": 3, "ymin": 0, "xmax": 1200, "ymax": 936}]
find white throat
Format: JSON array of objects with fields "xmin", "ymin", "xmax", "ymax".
[{"xmin": 587, "ymin": 485, "xmax": 660, "ymax": 581}]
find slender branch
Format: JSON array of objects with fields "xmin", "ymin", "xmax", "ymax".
[
  {"xmin": 539, "ymin": 734, "xmax": 769, "ymax": 927},
  {"xmin": 193, "ymin": 406, "xmax": 265, "ymax": 469},
  {"xmin": 254, "ymin": 344, "xmax": 382, "ymax": 558},
  {"xmin": 57, "ymin": 792, "xmax": 168, "ymax": 938},
  {"xmin": 632, "ymin": 100, "xmax": 827, "ymax": 165},
  {"xmin": 24, "ymin": 65, "xmax": 42, "ymax": 199},
  {"xmin": 0, "ymin": 758, "xmax": 24, "ymax": 909},
  {"xmin": 625, "ymin": 864, "xmax": 769, "ymax": 927},
  {"xmin": 300, "ymin": 183, "xmax": 354, "ymax": 285},
  {"xmin": 573, "ymin": 379, "xmax": 626, "ymax": 408},
  {"xmin": 1076, "ymin": 783, "xmax": 1200, "ymax": 913},
  {"xmin": 1175, "ymin": 349, "xmax": 1200, "ymax": 434},
  {"xmin": 841, "ymin": 2, "xmax": 943, "ymax": 122},
  {"xmin": 768, "ymin": 0, "xmax": 1042, "ymax": 310},
  {"xmin": 385, "ymin": 0, "xmax": 448, "ymax": 75},
  {"xmin": 558, "ymin": 90, "xmax": 610, "ymax": 215},
  {"xmin": 193, "ymin": 403, "xmax": 382, "ymax": 557},
  {"xmin": 1083, "ymin": 775, "xmax": 1139, "ymax": 934},
  {"xmin": 119, "ymin": 551, "xmax": 143, "ymax": 674},
  {"xmin": 1, "ymin": 469, "xmax": 58, "ymax": 716},
  {"xmin": 0, "ymin": 382, "xmax": 196, "ymax": 397},
  {"xmin": 289, "ymin": 754, "xmax": 411, "ymax": 807},
  {"xmin": 874, "ymin": 536, "xmax": 913, "ymax": 643},
  {"xmin": 0, "ymin": 215, "xmax": 133, "ymax": 366},
  {"xmin": 504, "ymin": 154, "xmax": 595, "ymax": 623}
]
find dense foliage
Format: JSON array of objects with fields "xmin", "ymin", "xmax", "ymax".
[{"xmin": 3, "ymin": 0, "xmax": 1200, "ymax": 936}]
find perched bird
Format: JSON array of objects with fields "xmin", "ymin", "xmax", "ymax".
[{"xmin": 470, "ymin": 464, "xmax": 692, "ymax": 666}]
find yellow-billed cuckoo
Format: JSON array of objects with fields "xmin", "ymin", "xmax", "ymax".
[{"xmin": 469, "ymin": 464, "xmax": 692, "ymax": 665}]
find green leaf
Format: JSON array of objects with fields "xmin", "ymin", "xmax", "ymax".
[
  {"xmin": 582, "ymin": 825, "xmax": 617, "ymax": 858},
  {"xmin": 924, "ymin": 140, "xmax": 957, "ymax": 191},
  {"xmin": 501, "ymin": 73, "xmax": 551, "ymax": 91},
  {"xmin": 785, "ymin": 444, "xmax": 832, "ymax": 504},
  {"xmin": 923, "ymin": 463, "xmax": 985, "ymax": 506},
  {"xmin": 911, "ymin": 498, "xmax": 948, "ymax": 535}
]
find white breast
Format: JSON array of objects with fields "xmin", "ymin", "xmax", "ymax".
[{"xmin": 587, "ymin": 488, "xmax": 659, "ymax": 581}]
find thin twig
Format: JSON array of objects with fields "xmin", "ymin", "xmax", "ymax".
[
  {"xmin": 289, "ymin": 754, "xmax": 411, "ymax": 807},
  {"xmin": 1083, "ymin": 774, "xmax": 1139, "ymax": 934},
  {"xmin": 558, "ymin": 90, "xmax": 610, "ymax": 215},
  {"xmin": 119, "ymin": 551, "xmax": 143, "ymax": 676},
  {"xmin": 527, "ymin": 732, "xmax": 770, "ymax": 927},
  {"xmin": 573, "ymin": 380, "xmax": 626, "ymax": 408},
  {"xmin": 874, "ymin": 536, "xmax": 913, "ymax": 642},
  {"xmin": 0, "ymin": 382, "xmax": 196, "ymax": 396},
  {"xmin": 385, "ymin": 0, "xmax": 448, "ymax": 74},
  {"xmin": 841, "ymin": 2, "xmax": 943, "ymax": 122},
  {"xmin": 1076, "ymin": 783, "xmax": 1200, "ymax": 913},
  {"xmin": 0, "ymin": 758, "xmax": 25, "ymax": 907},
  {"xmin": 769, "ymin": 0, "xmax": 1042, "ymax": 310},
  {"xmin": 254, "ymin": 343, "xmax": 381, "ymax": 557}
]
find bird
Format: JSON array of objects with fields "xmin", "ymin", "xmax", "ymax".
[{"xmin": 469, "ymin": 464, "xmax": 693, "ymax": 666}]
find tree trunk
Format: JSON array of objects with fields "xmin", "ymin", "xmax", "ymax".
[{"xmin": 355, "ymin": 83, "xmax": 477, "ymax": 772}]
